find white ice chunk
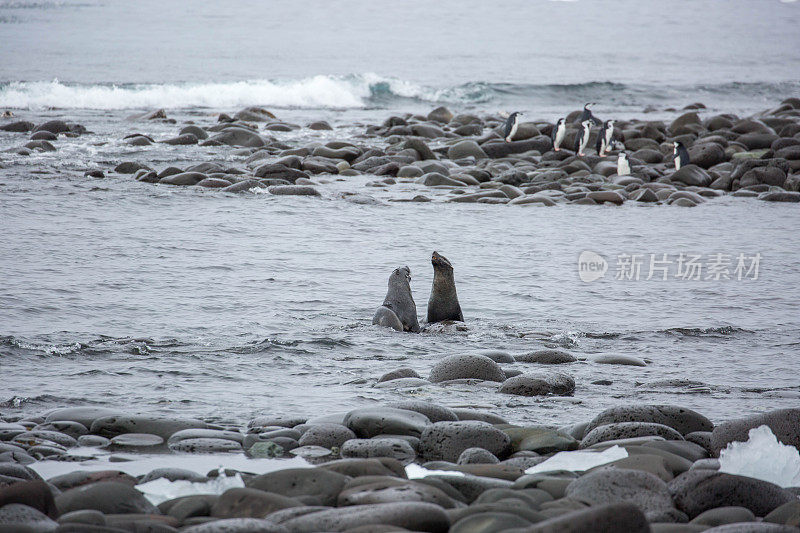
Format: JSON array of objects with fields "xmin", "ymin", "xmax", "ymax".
[
  {"xmin": 136, "ymin": 468, "xmax": 245, "ymax": 505},
  {"xmin": 718, "ymin": 425, "xmax": 800, "ymax": 488},
  {"xmin": 524, "ymin": 445, "xmax": 628, "ymax": 474},
  {"xmin": 405, "ymin": 464, "xmax": 466, "ymax": 479}
]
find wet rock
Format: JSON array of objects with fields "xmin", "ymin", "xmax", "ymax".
[
  {"xmin": 457, "ymin": 447, "xmax": 499, "ymax": 465},
  {"xmin": 110, "ymin": 433, "xmax": 163, "ymax": 449},
  {"xmin": 308, "ymin": 120, "xmax": 333, "ymax": 130},
  {"xmin": 343, "ymin": 407, "xmax": 430, "ymax": 438},
  {"xmin": 581, "ymin": 422, "xmax": 684, "ymax": 448},
  {"xmin": 741, "ymin": 166, "xmax": 787, "ymax": 188},
  {"xmin": 0, "ymin": 480, "xmax": 57, "ymax": 518},
  {"xmin": 0, "ymin": 503, "xmax": 58, "ymax": 532},
  {"xmin": 759, "ymin": 191, "xmax": 800, "ymax": 202},
  {"xmin": 337, "ymin": 479, "xmax": 457, "ymax": 508},
  {"xmin": 482, "ymin": 136, "xmax": 552, "ymax": 158},
  {"xmin": 428, "ymin": 106, "xmax": 454, "ymax": 123},
  {"xmin": 246, "ymin": 468, "xmax": 348, "ymax": 506},
  {"xmin": 234, "ymin": 107, "xmax": 276, "ymax": 122},
  {"xmin": 515, "ymin": 350, "xmax": 576, "ymax": 364},
  {"xmin": 341, "ymin": 438, "xmax": 416, "ymax": 464},
  {"xmin": 140, "ymin": 468, "xmax": 206, "ymax": 483},
  {"xmin": 525, "ymin": 502, "xmax": 650, "ymax": 532},
  {"xmin": 207, "ymin": 128, "xmax": 266, "ymax": 148},
  {"xmin": 586, "ymin": 405, "xmax": 713, "ymax": 437},
  {"xmin": 499, "ymin": 373, "xmax": 575, "ymax": 397},
  {"xmin": 254, "ymin": 163, "xmax": 309, "ymax": 182},
  {"xmin": 77, "ymin": 435, "xmax": 111, "ymax": 448},
  {"xmin": 450, "ymin": 511, "xmax": 531, "ymax": 532},
  {"xmin": 1, "ymin": 120, "xmax": 35, "ymax": 132},
  {"xmin": 385, "ymin": 401, "xmax": 458, "ymax": 423},
  {"xmin": 594, "ymin": 354, "xmax": 647, "ymax": 366},
  {"xmin": 710, "ymin": 408, "xmax": 800, "ymax": 455},
  {"xmin": 671, "ymin": 165, "xmax": 713, "ymax": 186},
  {"xmin": 319, "ymin": 457, "xmax": 406, "ymax": 478},
  {"xmin": 161, "ymin": 133, "xmax": 198, "ymax": 145},
  {"xmin": 297, "ymin": 423, "xmax": 356, "ymax": 449},
  {"xmin": 182, "ymin": 518, "xmax": 288, "ymax": 532},
  {"xmin": 429, "ymin": 354, "xmax": 506, "ymax": 383},
  {"xmin": 504, "ymin": 427, "xmax": 579, "ymax": 454},
  {"xmin": 197, "ymin": 177, "xmax": 232, "ymax": 188},
  {"xmin": 210, "ymin": 487, "xmax": 300, "ymax": 518},
  {"xmin": 268, "ymin": 185, "xmax": 321, "ymax": 196},
  {"xmin": 419, "ymin": 421, "xmax": 511, "ymax": 462},
  {"xmin": 222, "ymin": 179, "xmax": 266, "ymax": 193},
  {"xmin": 56, "ymin": 481, "xmax": 158, "ymax": 515},
  {"xmin": 180, "ymin": 125, "xmax": 208, "ymax": 139},
  {"xmin": 48, "ymin": 470, "xmax": 137, "ymax": 491},
  {"xmin": 417, "ymin": 172, "xmax": 465, "ymax": 186},
  {"xmin": 669, "ymin": 470, "xmax": 796, "ymax": 518},
  {"xmin": 690, "ymin": 506, "xmax": 756, "ymax": 527},
  {"xmin": 114, "ymin": 162, "xmax": 151, "ymax": 174},
  {"xmin": 452, "ymin": 410, "xmax": 508, "ymax": 425},
  {"xmin": 763, "ymin": 500, "xmax": 800, "ymax": 526},
  {"xmin": 670, "ymin": 112, "xmax": 702, "ymax": 134},
  {"xmin": 157, "ymin": 171, "xmax": 207, "ymax": 186},
  {"xmin": 566, "ymin": 468, "xmax": 681, "ymax": 521},
  {"xmin": 276, "ymin": 502, "xmax": 450, "ymax": 532},
  {"xmin": 689, "ymin": 143, "xmax": 727, "ymax": 169},
  {"xmin": 168, "ymin": 438, "xmax": 242, "ymax": 453},
  {"xmin": 33, "ymin": 120, "xmax": 71, "ymax": 134},
  {"xmin": 378, "ymin": 368, "xmax": 420, "ymax": 383},
  {"xmin": 587, "ymin": 190, "xmax": 625, "ymax": 205},
  {"xmin": 447, "ymin": 140, "xmax": 487, "ymax": 160},
  {"xmin": 126, "ymin": 109, "xmax": 167, "ymax": 121}
]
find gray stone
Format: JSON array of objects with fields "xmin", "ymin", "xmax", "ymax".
[
  {"xmin": 344, "ymin": 407, "xmax": 430, "ymax": 438},
  {"xmin": 669, "ymin": 470, "xmax": 796, "ymax": 518},
  {"xmin": 499, "ymin": 373, "xmax": 575, "ymax": 397},
  {"xmin": 0, "ymin": 503, "xmax": 57, "ymax": 531},
  {"xmin": 586, "ymin": 405, "xmax": 713, "ymax": 437},
  {"xmin": 419, "ymin": 421, "xmax": 511, "ymax": 462},
  {"xmin": 429, "ymin": 354, "xmax": 506, "ymax": 383},
  {"xmin": 525, "ymin": 502, "xmax": 650, "ymax": 532},
  {"xmin": 566, "ymin": 468, "xmax": 681, "ymax": 522},
  {"xmin": 246, "ymin": 468, "xmax": 347, "ymax": 506},
  {"xmin": 447, "ymin": 140, "xmax": 488, "ymax": 160},
  {"xmin": 267, "ymin": 185, "xmax": 320, "ymax": 196},
  {"xmin": 671, "ymin": 165, "xmax": 713, "ymax": 186},
  {"xmin": 90, "ymin": 416, "xmax": 206, "ymax": 439},
  {"xmin": 140, "ymin": 468, "xmax": 206, "ymax": 483},
  {"xmin": 385, "ymin": 401, "xmax": 458, "ymax": 423},
  {"xmin": 341, "ymin": 438, "xmax": 416, "ymax": 464},
  {"xmin": 211, "ymin": 487, "xmax": 301, "ymax": 518},
  {"xmin": 457, "ymin": 447, "xmax": 500, "ymax": 465},
  {"xmin": 158, "ymin": 171, "xmax": 207, "ymax": 185},
  {"xmin": 208, "ymin": 128, "xmax": 266, "ymax": 148},
  {"xmin": 711, "ymin": 409, "xmax": 800, "ymax": 455},
  {"xmin": 515, "ymin": 350, "xmax": 577, "ymax": 364},
  {"xmin": 582, "ymin": 423, "xmax": 684, "ymax": 448},
  {"xmin": 161, "ymin": 133, "xmax": 198, "ymax": 145},
  {"xmin": 168, "ymin": 438, "xmax": 242, "ymax": 453},
  {"xmin": 297, "ymin": 424, "xmax": 355, "ymax": 449},
  {"xmin": 690, "ymin": 506, "xmax": 756, "ymax": 527},
  {"xmin": 55, "ymin": 481, "xmax": 158, "ymax": 515},
  {"xmin": 594, "ymin": 354, "xmax": 647, "ymax": 366},
  {"xmin": 337, "ymin": 479, "xmax": 456, "ymax": 508},
  {"xmin": 276, "ymin": 502, "xmax": 449, "ymax": 532},
  {"xmin": 181, "ymin": 518, "xmax": 288, "ymax": 532}
]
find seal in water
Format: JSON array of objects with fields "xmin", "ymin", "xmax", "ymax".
[
  {"xmin": 427, "ymin": 251, "xmax": 464, "ymax": 323},
  {"xmin": 373, "ymin": 266, "xmax": 420, "ymax": 332}
]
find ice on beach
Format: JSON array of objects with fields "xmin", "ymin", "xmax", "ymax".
[
  {"xmin": 405, "ymin": 464, "xmax": 466, "ymax": 479},
  {"xmin": 718, "ymin": 425, "xmax": 800, "ymax": 488},
  {"xmin": 136, "ymin": 468, "xmax": 245, "ymax": 505},
  {"xmin": 524, "ymin": 445, "xmax": 628, "ymax": 475}
]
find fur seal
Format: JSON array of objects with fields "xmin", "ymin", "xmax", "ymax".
[
  {"xmin": 426, "ymin": 251, "xmax": 464, "ymax": 323},
  {"xmin": 372, "ymin": 266, "xmax": 420, "ymax": 332}
]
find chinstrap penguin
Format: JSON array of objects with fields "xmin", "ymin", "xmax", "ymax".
[
  {"xmin": 552, "ymin": 118, "xmax": 566, "ymax": 151},
  {"xmin": 673, "ymin": 141, "xmax": 690, "ymax": 170},
  {"xmin": 574, "ymin": 120, "xmax": 592, "ymax": 157},
  {"xmin": 503, "ymin": 112, "xmax": 522, "ymax": 143}
]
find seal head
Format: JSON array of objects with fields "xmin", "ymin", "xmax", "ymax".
[
  {"xmin": 373, "ymin": 266, "xmax": 420, "ymax": 333},
  {"xmin": 426, "ymin": 251, "xmax": 464, "ymax": 324}
]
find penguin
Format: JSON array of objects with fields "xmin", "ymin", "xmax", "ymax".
[
  {"xmin": 552, "ymin": 117, "xmax": 566, "ymax": 151},
  {"xmin": 503, "ymin": 112, "xmax": 522, "ymax": 143},
  {"xmin": 581, "ymin": 103, "xmax": 601, "ymax": 126},
  {"xmin": 673, "ymin": 141, "xmax": 690, "ymax": 170},
  {"xmin": 595, "ymin": 119, "xmax": 615, "ymax": 156},
  {"xmin": 574, "ymin": 120, "xmax": 592, "ymax": 156},
  {"xmin": 617, "ymin": 151, "xmax": 631, "ymax": 176}
]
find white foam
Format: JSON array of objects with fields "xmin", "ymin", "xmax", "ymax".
[
  {"xmin": 718, "ymin": 425, "xmax": 800, "ymax": 488},
  {"xmin": 0, "ymin": 74, "xmax": 432, "ymax": 111},
  {"xmin": 137, "ymin": 469, "xmax": 245, "ymax": 505},
  {"xmin": 524, "ymin": 445, "xmax": 628, "ymax": 474}
]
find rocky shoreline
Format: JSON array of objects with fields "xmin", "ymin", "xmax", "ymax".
[
  {"xmin": 3, "ymin": 99, "xmax": 800, "ymax": 206},
  {"xmin": 1, "ymin": 353, "xmax": 799, "ymax": 532}
]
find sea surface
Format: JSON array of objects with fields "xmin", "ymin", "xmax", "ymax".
[{"xmin": 1, "ymin": 0, "xmax": 799, "ymax": 428}]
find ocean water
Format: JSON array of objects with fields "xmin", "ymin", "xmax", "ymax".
[{"xmin": 1, "ymin": 0, "xmax": 800, "ymax": 428}]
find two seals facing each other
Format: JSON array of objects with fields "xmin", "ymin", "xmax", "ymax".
[{"xmin": 372, "ymin": 251, "xmax": 463, "ymax": 333}]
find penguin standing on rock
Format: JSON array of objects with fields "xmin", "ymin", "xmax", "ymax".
[
  {"xmin": 673, "ymin": 141, "xmax": 690, "ymax": 170},
  {"xmin": 503, "ymin": 112, "xmax": 522, "ymax": 142},
  {"xmin": 574, "ymin": 120, "xmax": 592, "ymax": 157},
  {"xmin": 617, "ymin": 152, "xmax": 631, "ymax": 176},
  {"xmin": 595, "ymin": 119, "xmax": 615, "ymax": 156},
  {"xmin": 552, "ymin": 118, "xmax": 566, "ymax": 151},
  {"xmin": 581, "ymin": 103, "xmax": 601, "ymax": 125}
]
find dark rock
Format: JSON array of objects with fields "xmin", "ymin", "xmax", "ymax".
[
  {"xmin": 158, "ymin": 172, "xmax": 207, "ymax": 186},
  {"xmin": 448, "ymin": 140, "xmax": 487, "ymax": 160},
  {"xmin": 297, "ymin": 424, "xmax": 355, "ymax": 449},
  {"xmin": 457, "ymin": 447, "xmax": 499, "ymax": 465},
  {"xmin": 318, "ymin": 457, "xmax": 406, "ymax": 478},
  {"xmin": 179, "ymin": 125, "xmax": 208, "ymax": 139},
  {"xmin": 246, "ymin": 468, "xmax": 347, "ymax": 506},
  {"xmin": 385, "ymin": 401, "xmax": 458, "ymax": 423},
  {"xmin": 499, "ymin": 373, "xmax": 575, "ymax": 397},
  {"xmin": 670, "ymin": 165, "xmax": 712, "ymax": 186},
  {"xmin": 126, "ymin": 109, "xmax": 166, "ymax": 121},
  {"xmin": 254, "ymin": 163, "xmax": 308, "ymax": 182},
  {"xmin": 33, "ymin": 120, "xmax": 70, "ymax": 134},
  {"xmin": 267, "ymin": 185, "xmax": 320, "ymax": 196},
  {"xmin": 337, "ymin": 479, "xmax": 457, "ymax": 508},
  {"xmin": 582, "ymin": 422, "xmax": 684, "ymax": 448},
  {"xmin": 452, "ymin": 410, "xmax": 508, "ymax": 425},
  {"xmin": 514, "ymin": 350, "xmax": 576, "ymax": 364},
  {"xmin": 428, "ymin": 107, "xmax": 454, "ymax": 123},
  {"xmin": 208, "ymin": 128, "xmax": 266, "ymax": 148},
  {"xmin": 140, "ymin": 468, "xmax": 206, "ymax": 483},
  {"xmin": 0, "ymin": 503, "xmax": 58, "ymax": 531},
  {"xmin": 161, "ymin": 133, "xmax": 198, "ymax": 145},
  {"xmin": 689, "ymin": 143, "xmax": 726, "ymax": 169},
  {"xmin": 524, "ymin": 502, "xmax": 650, "ymax": 532},
  {"xmin": 567, "ymin": 468, "xmax": 681, "ymax": 521},
  {"xmin": 276, "ymin": 502, "xmax": 450, "ymax": 532},
  {"xmin": 222, "ymin": 180, "xmax": 266, "ymax": 193},
  {"xmin": 1, "ymin": 120, "xmax": 35, "ymax": 132},
  {"xmin": 308, "ymin": 121, "xmax": 333, "ymax": 130},
  {"xmin": 211, "ymin": 487, "xmax": 300, "ymax": 518},
  {"xmin": 740, "ymin": 166, "xmax": 787, "ymax": 188},
  {"xmin": 0, "ymin": 480, "xmax": 57, "ymax": 518},
  {"xmin": 340, "ymin": 438, "xmax": 416, "ymax": 464},
  {"xmin": 690, "ymin": 506, "xmax": 756, "ymax": 527},
  {"xmin": 343, "ymin": 407, "xmax": 430, "ymax": 438},
  {"xmin": 710, "ymin": 409, "xmax": 800, "ymax": 455},
  {"xmin": 115, "ymin": 162, "xmax": 151, "ymax": 174},
  {"xmin": 419, "ymin": 421, "xmax": 511, "ymax": 462},
  {"xmin": 56, "ymin": 482, "xmax": 158, "ymax": 515},
  {"xmin": 585, "ymin": 405, "xmax": 713, "ymax": 437},
  {"xmin": 450, "ymin": 511, "xmax": 531, "ymax": 532},
  {"xmin": 429, "ymin": 354, "xmax": 506, "ymax": 383},
  {"xmin": 482, "ymin": 136, "xmax": 552, "ymax": 158},
  {"xmin": 669, "ymin": 470, "xmax": 796, "ymax": 518},
  {"xmin": 378, "ymin": 368, "xmax": 420, "ymax": 383},
  {"xmin": 181, "ymin": 518, "xmax": 288, "ymax": 532},
  {"xmin": 737, "ymin": 133, "xmax": 779, "ymax": 150}
]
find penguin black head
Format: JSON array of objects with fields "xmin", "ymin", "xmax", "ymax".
[
  {"xmin": 556, "ymin": 118, "xmax": 565, "ymax": 126},
  {"xmin": 584, "ymin": 102, "xmax": 596, "ymax": 110},
  {"xmin": 673, "ymin": 141, "xmax": 683, "ymax": 152},
  {"xmin": 581, "ymin": 119, "xmax": 592, "ymax": 129}
]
